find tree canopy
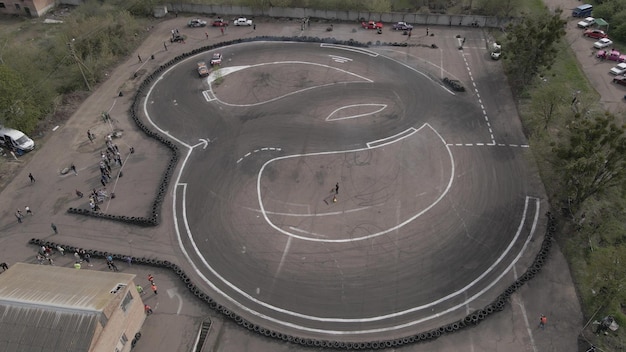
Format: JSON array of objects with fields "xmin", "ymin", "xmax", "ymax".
[
  {"xmin": 503, "ymin": 11, "xmax": 566, "ymax": 89},
  {"xmin": 552, "ymin": 113, "xmax": 626, "ymax": 213}
]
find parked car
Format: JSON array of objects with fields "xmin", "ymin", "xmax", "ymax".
[
  {"xmin": 584, "ymin": 29, "xmax": 607, "ymax": 39},
  {"xmin": 188, "ymin": 19, "xmax": 207, "ymax": 27},
  {"xmin": 577, "ymin": 17, "xmax": 595, "ymax": 28},
  {"xmin": 610, "ymin": 63, "xmax": 626, "ymax": 75},
  {"xmin": 612, "ymin": 75, "xmax": 626, "ymax": 87},
  {"xmin": 392, "ymin": 22, "xmax": 413, "ymax": 31},
  {"xmin": 597, "ymin": 49, "xmax": 626, "ymax": 62},
  {"xmin": 233, "ymin": 17, "xmax": 252, "ymax": 26},
  {"xmin": 210, "ymin": 53, "xmax": 222, "ymax": 66},
  {"xmin": 197, "ymin": 61, "xmax": 210, "ymax": 77},
  {"xmin": 0, "ymin": 127, "xmax": 35, "ymax": 152},
  {"xmin": 212, "ymin": 18, "xmax": 228, "ymax": 27},
  {"xmin": 594, "ymin": 38, "xmax": 613, "ymax": 49},
  {"xmin": 362, "ymin": 21, "xmax": 383, "ymax": 30},
  {"xmin": 443, "ymin": 77, "xmax": 465, "ymax": 92},
  {"xmin": 490, "ymin": 43, "xmax": 502, "ymax": 60}
]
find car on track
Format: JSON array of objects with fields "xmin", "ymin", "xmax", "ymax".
[
  {"xmin": 188, "ymin": 19, "xmax": 207, "ymax": 27},
  {"xmin": 610, "ymin": 63, "xmax": 626, "ymax": 76},
  {"xmin": 443, "ymin": 77, "xmax": 465, "ymax": 92},
  {"xmin": 392, "ymin": 22, "xmax": 413, "ymax": 31},
  {"xmin": 594, "ymin": 38, "xmax": 613, "ymax": 49},
  {"xmin": 613, "ymin": 75, "xmax": 626, "ymax": 87},
  {"xmin": 577, "ymin": 17, "xmax": 595, "ymax": 28},
  {"xmin": 212, "ymin": 18, "xmax": 228, "ymax": 27},
  {"xmin": 210, "ymin": 53, "xmax": 222, "ymax": 66},
  {"xmin": 197, "ymin": 61, "xmax": 210, "ymax": 77},
  {"xmin": 170, "ymin": 34, "xmax": 185, "ymax": 43},
  {"xmin": 362, "ymin": 21, "xmax": 383, "ymax": 30},
  {"xmin": 583, "ymin": 29, "xmax": 607, "ymax": 39},
  {"xmin": 233, "ymin": 17, "xmax": 252, "ymax": 26}
]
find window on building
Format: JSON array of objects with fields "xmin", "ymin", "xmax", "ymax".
[
  {"xmin": 120, "ymin": 291, "xmax": 133, "ymax": 312},
  {"xmin": 120, "ymin": 333, "xmax": 128, "ymax": 345},
  {"xmin": 14, "ymin": 3, "xmax": 20, "ymax": 10},
  {"xmin": 0, "ymin": 3, "xmax": 6, "ymax": 9}
]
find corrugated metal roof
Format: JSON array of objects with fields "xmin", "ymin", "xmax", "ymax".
[
  {"xmin": 0, "ymin": 263, "xmax": 136, "ymax": 311},
  {"xmin": 0, "ymin": 263, "xmax": 138, "ymax": 352},
  {"xmin": 0, "ymin": 304, "xmax": 98, "ymax": 352}
]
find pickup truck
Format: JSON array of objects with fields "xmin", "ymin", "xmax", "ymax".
[{"xmin": 233, "ymin": 17, "xmax": 252, "ymax": 26}]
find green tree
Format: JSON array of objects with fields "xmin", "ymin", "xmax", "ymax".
[
  {"xmin": 552, "ymin": 113, "xmax": 626, "ymax": 213},
  {"xmin": 503, "ymin": 11, "xmax": 566, "ymax": 89}
]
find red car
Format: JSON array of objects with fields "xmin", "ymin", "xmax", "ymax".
[
  {"xmin": 613, "ymin": 75, "xmax": 626, "ymax": 87},
  {"xmin": 362, "ymin": 21, "xmax": 383, "ymax": 30},
  {"xmin": 584, "ymin": 29, "xmax": 607, "ymax": 39},
  {"xmin": 212, "ymin": 18, "xmax": 229, "ymax": 27}
]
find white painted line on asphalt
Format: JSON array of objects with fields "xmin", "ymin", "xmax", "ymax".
[
  {"xmin": 275, "ymin": 236, "xmax": 293, "ymax": 278},
  {"xmin": 366, "ymin": 127, "xmax": 417, "ymax": 148},
  {"xmin": 257, "ymin": 123, "xmax": 454, "ymax": 244},
  {"xmin": 166, "ymin": 287, "xmax": 184, "ymax": 315},
  {"xmin": 329, "ymin": 55, "xmax": 353, "ymax": 63},
  {"xmin": 236, "ymin": 147, "xmax": 282, "ymax": 164},
  {"xmin": 514, "ymin": 294, "xmax": 539, "ymax": 352},
  {"xmin": 326, "ymin": 103, "xmax": 387, "ymax": 121},
  {"xmin": 320, "ymin": 43, "xmax": 379, "ymax": 57},
  {"xmin": 176, "ymin": 188, "xmax": 541, "ymax": 335}
]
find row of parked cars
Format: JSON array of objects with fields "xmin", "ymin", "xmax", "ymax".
[
  {"xmin": 578, "ymin": 18, "xmax": 626, "ymax": 88},
  {"xmin": 187, "ymin": 17, "xmax": 253, "ymax": 28}
]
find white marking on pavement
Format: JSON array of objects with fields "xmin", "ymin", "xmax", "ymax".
[
  {"xmin": 326, "ymin": 103, "xmax": 387, "ymax": 121},
  {"xmin": 329, "ymin": 55, "xmax": 353, "ymax": 63},
  {"xmin": 166, "ymin": 287, "xmax": 183, "ymax": 315},
  {"xmin": 515, "ymin": 295, "xmax": 539, "ymax": 352},
  {"xmin": 320, "ymin": 43, "xmax": 379, "ymax": 57},
  {"xmin": 275, "ymin": 237, "xmax": 292, "ymax": 277},
  {"xmin": 256, "ymin": 124, "xmax": 453, "ymax": 243}
]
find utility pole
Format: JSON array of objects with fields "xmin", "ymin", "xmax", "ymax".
[{"xmin": 67, "ymin": 38, "xmax": 92, "ymax": 91}]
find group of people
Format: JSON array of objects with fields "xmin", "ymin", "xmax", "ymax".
[{"xmin": 14, "ymin": 206, "xmax": 33, "ymax": 223}]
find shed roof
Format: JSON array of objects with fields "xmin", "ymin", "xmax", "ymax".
[
  {"xmin": 0, "ymin": 263, "xmax": 137, "ymax": 352},
  {"xmin": 0, "ymin": 263, "xmax": 135, "ymax": 311}
]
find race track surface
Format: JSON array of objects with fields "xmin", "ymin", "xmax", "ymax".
[{"xmin": 143, "ymin": 41, "xmax": 542, "ymax": 340}]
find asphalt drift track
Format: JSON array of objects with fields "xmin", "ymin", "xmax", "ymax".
[{"xmin": 141, "ymin": 40, "xmax": 545, "ymax": 341}]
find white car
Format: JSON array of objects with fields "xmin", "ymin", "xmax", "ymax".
[
  {"xmin": 490, "ymin": 43, "xmax": 502, "ymax": 60},
  {"xmin": 577, "ymin": 17, "xmax": 595, "ymax": 28},
  {"xmin": 594, "ymin": 38, "xmax": 613, "ymax": 49},
  {"xmin": 610, "ymin": 63, "xmax": 626, "ymax": 75},
  {"xmin": 233, "ymin": 17, "xmax": 252, "ymax": 26}
]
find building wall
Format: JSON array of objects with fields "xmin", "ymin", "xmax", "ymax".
[
  {"xmin": 0, "ymin": 0, "xmax": 55, "ymax": 17},
  {"xmin": 90, "ymin": 280, "xmax": 146, "ymax": 352}
]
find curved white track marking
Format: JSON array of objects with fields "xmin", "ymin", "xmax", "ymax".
[
  {"xmin": 320, "ymin": 43, "xmax": 380, "ymax": 57},
  {"xmin": 256, "ymin": 124, "xmax": 452, "ymax": 243},
  {"xmin": 243, "ymin": 204, "xmax": 377, "ymax": 217},
  {"xmin": 326, "ymin": 103, "xmax": 387, "ymax": 121},
  {"xmin": 145, "ymin": 44, "xmax": 540, "ymax": 334},
  {"xmin": 207, "ymin": 61, "xmax": 372, "ymax": 107},
  {"xmin": 367, "ymin": 127, "xmax": 416, "ymax": 148},
  {"xmin": 176, "ymin": 165, "xmax": 539, "ymax": 334}
]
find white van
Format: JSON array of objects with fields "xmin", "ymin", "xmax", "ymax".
[{"xmin": 0, "ymin": 127, "xmax": 35, "ymax": 153}]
